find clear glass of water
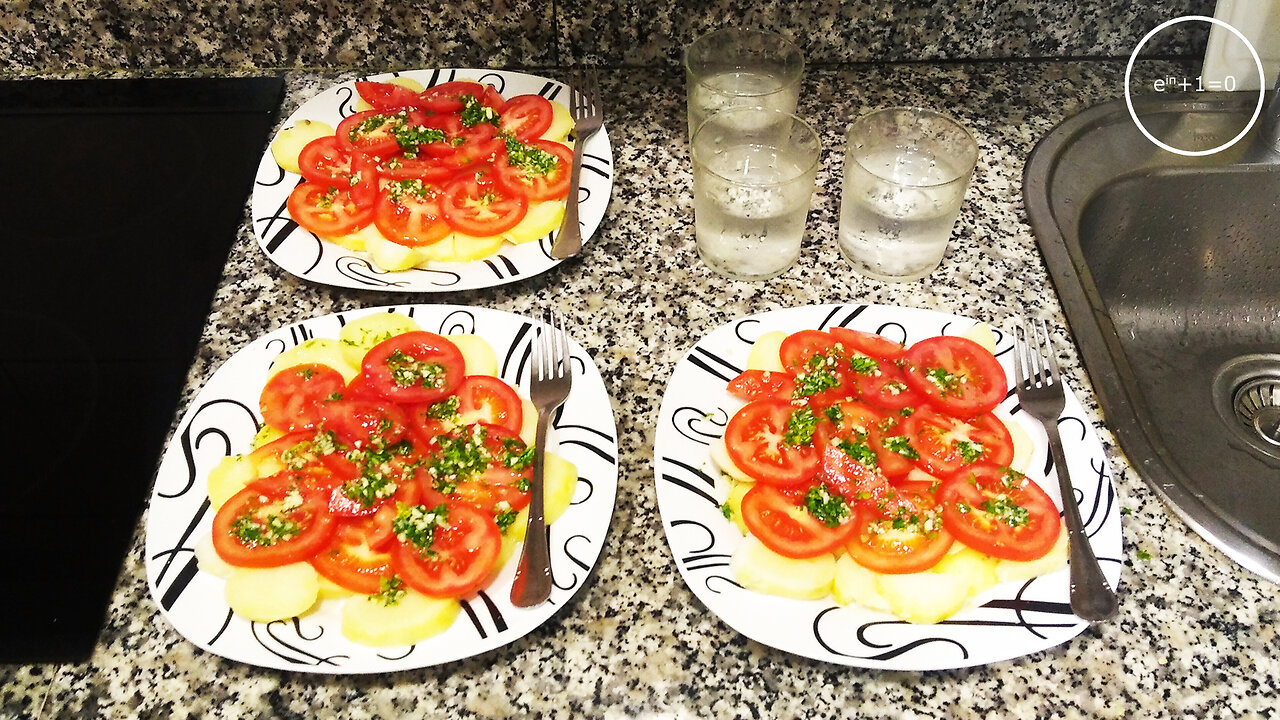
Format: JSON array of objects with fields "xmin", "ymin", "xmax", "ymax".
[
  {"xmin": 684, "ymin": 28, "xmax": 804, "ymax": 139},
  {"xmin": 692, "ymin": 106, "xmax": 821, "ymax": 281},
  {"xmin": 838, "ymin": 107, "xmax": 978, "ymax": 282}
]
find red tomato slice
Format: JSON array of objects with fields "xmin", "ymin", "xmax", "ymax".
[
  {"xmin": 903, "ymin": 336, "xmax": 1008, "ymax": 417},
  {"xmin": 336, "ymin": 110, "xmax": 404, "ymax": 157},
  {"xmin": 297, "ymin": 136, "xmax": 354, "ymax": 185},
  {"xmin": 493, "ymin": 139, "xmax": 573, "ymax": 201},
  {"xmin": 727, "ymin": 369, "xmax": 796, "ymax": 402},
  {"xmin": 845, "ymin": 482, "xmax": 954, "ymax": 574},
  {"xmin": 361, "ymin": 331, "xmax": 466, "ymax": 404},
  {"xmin": 848, "ymin": 356, "xmax": 923, "ymax": 411},
  {"xmin": 348, "ymin": 152, "xmax": 380, "ymax": 209},
  {"xmin": 212, "ymin": 472, "xmax": 336, "ymax": 568},
  {"xmin": 454, "ymin": 376, "xmax": 524, "ymax": 433},
  {"xmin": 310, "ymin": 513, "xmax": 396, "ymax": 593},
  {"xmin": 828, "ymin": 326, "xmax": 906, "ymax": 361},
  {"xmin": 259, "ymin": 363, "xmax": 346, "ymax": 432},
  {"xmin": 479, "ymin": 84, "xmax": 508, "ymax": 114},
  {"xmin": 439, "ymin": 170, "xmax": 528, "ymax": 236},
  {"xmin": 937, "ymin": 464, "xmax": 1062, "ymax": 561},
  {"xmin": 902, "ymin": 407, "xmax": 1014, "ymax": 477},
  {"xmin": 818, "ymin": 441, "xmax": 892, "ymax": 508},
  {"xmin": 418, "ymin": 80, "xmax": 485, "ymax": 113},
  {"xmin": 867, "ymin": 415, "xmax": 917, "ymax": 479},
  {"xmin": 723, "ymin": 399, "xmax": 821, "ymax": 486},
  {"xmin": 424, "ymin": 424, "xmax": 533, "ymax": 515},
  {"xmin": 320, "ymin": 397, "xmax": 413, "ymax": 447},
  {"xmin": 355, "ymin": 80, "xmax": 425, "ymax": 112},
  {"xmin": 497, "ymin": 94, "xmax": 554, "ymax": 141},
  {"xmin": 779, "ymin": 329, "xmax": 841, "ymax": 372},
  {"xmin": 392, "ymin": 501, "xmax": 502, "ymax": 598},
  {"xmin": 373, "ymin": 181, "xmax": 452, "ymax": 247},
  {"xmin": 287, "ymin": 181, "xmax": 376, "ymax": 237},
  {"xmin": 740, "ymin": 483, "xmax": 858, "ymax": 559},
  {"xmin": 378, "ymin": 154, "xmax": 458, "ymax": 182}
]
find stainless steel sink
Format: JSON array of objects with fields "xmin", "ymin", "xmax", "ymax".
[{"xmin": 1024, "ymin": 92, "xmax": 1280, "ymax": 583}]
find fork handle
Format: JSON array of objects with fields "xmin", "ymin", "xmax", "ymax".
[
  {"xmin": 551, "ymin": 139, "xmax": 587, "ymax": 259},
  {"xmin": 1045, "ymin": 421, "xmax": 1119, "ymax": 621},
  {"xmin": 510, "ymin": 410, "xmax": 553, "ymax": 607}
]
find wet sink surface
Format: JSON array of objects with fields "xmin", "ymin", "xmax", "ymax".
[{"xmin": 1025, "ymin": 93, "xmax": 1280, "ymax": 581}]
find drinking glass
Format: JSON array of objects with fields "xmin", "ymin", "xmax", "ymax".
[
  {"xmin": 692, "ymin": 106, "xmax": 821, "ymax": 281},
  {"xmin": 684, "ymin": 28, "xmax": 804, "ymax": 139},
  {"xmin": 838, "ymin": 107, "xmax": 978, "ymax": 282}
]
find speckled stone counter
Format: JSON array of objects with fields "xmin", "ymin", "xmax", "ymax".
[{"xmin": 4, "ymin": 60, "xmax": 1279, "ymax": 720}]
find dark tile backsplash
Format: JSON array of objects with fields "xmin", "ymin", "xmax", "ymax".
[{"xmin": 3, "ymin": 0, "xmax": 1215, "ymax": 75}]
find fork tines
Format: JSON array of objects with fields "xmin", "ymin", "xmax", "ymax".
[{"xmin": 1014, "ymin": 318, "xmax": 1060, "ymax": 390}]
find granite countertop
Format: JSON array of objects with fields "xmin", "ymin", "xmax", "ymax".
[{"xmin": 5, "ymin": 60, "xmax": 1279, "ymax": 719}]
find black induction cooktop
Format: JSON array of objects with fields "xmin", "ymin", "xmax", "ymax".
[{"xmin": 0, "ymin": 75, "xmax": 284, "ymax": 663}]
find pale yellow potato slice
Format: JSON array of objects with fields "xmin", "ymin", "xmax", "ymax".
[
  {"xmin": 962, "ymin": 322, "xmax": 999, "ymax": 354},
  {"xmin": 875, "ymin": 569, "xmax": 972, "ymax": 625},
  {"xmin": 507, "ymin": 452, "xmax": 579, "ymax": 542},
  {"xmin": 341, "ymin": 589, "xmax": 461, "ymax": 647},
  {"xmin": 251, "ymin": 423, "xmax": 287, "ymax": 449},
  {"xmin": 518, "ymin": 397, "xmax": 537, "ymax": 445},
  {"xmin": 337, "ymin": 311, "xmax": 421, "ymax": 368},
  {"xmin": 723, "ymin": 481, "xmax": 752, "ymax": 535},
  {"xmin": 225, "ymin": 563, "xmax": 321, "ymax": 623},
  {"xmin": 709, "ymin": 435, "xmax": 755, "ymax": 484},
  {"xmin": 747, "ymin": 331, "xmax": 787, "ymax": 372},
  {"xmin": 832, "ymin": 554, "xmax": 892, "ymax": 613},
  {"xmin": 365, "ymin": 232, "xmax": 428, "ymax": 272},
  {"xmin": 730, "ymin": 534, "xmax": 834, "ymax": 600},
  {"xmin": 503, "ymin": 200, "xmax": 565, "ymax": 245},
  {"xmin": 932, "ymin": 546, "xmax": 1000, "ymax": 598},
  {"xmin": 316, "ymin": 575, "xmax": 357, "ymax": 600},
  {"xmin": 450, "ymin": 334, "xmax": 498, "ymax": 376},
  {"xmin": 270, "ymin": 119, "xmax": 334, "ymax": 174},
  {"xmin": 268, "ymin": 337, "xmax": 361, "ymax": 384},
  {"xmin": 207, "ymin": 454, "xmax": 258, "ymax": 509},
  {"xmin": 322, "ymin": 223, "xmax": 383, "ymax": 254},
  {"xmin": 444, "ymin": 232, "xmax": 506, "ymax": 262},
  {"xmin": 194, "ymin": 533, "xmax": 234, "ymax": 579},
  {"xmin": 542, "ymin": 99, "xmax": 574, "ymax": 142}
]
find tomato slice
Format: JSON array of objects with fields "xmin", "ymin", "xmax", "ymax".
[
  {"xmin": 845, "ymin": 482, "xmax": 954, "ymax": 574},
  {"xmin": 847, "ymin": 355, "xmax": 923, "ymax": 411},
  {"xmin": 818, "ymin": 441, "xmax": 892, "ymax": 508},
  {"xmin": 723, "ymin": 399, "xmax": 821, "ymax": 486},
  {"xmin": 287, "ymin": 181, "xmax": 376, "ymax": 237},
  {"xmin": 740, "ymin": 483, "xmax": 858, "ymax": 559},
  {"xmin": 361, "ymin": 331, "xmax": 466, "ymax": 404},
  {"xmin": 727, "ymin": 369, "xmax": 796, "ymax": 402},
  {"xmin": 937, "ymin": 464, "xmax": 1062, "ymax": 561},
  {"xmin": 903, "ymin": 335, "xmax": 1008, "ymax": 417},
  {"xmin": 902, "ymin": 407, "xmax": 1014, "ymax": 477},
  {"xmin": 373, "ymin": 180, "xmax": 452, "ymax": 247},
  {"xmin": 454, "ymin": 376, "xmax": 524, "ymax": 433},
  {"xmin": 422, "ymin": 423, "xmax": 533, "ymax": 516},
  {"xmin": 418, "ymin": 80, "xmax": 485, "ymax": 113},
  {"xmin": 298, "ymin": 136, "xmax": 354, "ymax": 185},
  {"xmin": 391, "ymin": 501, "xmax": 502, "ymax": 598},
  {"xmin": 335, "ymin": 110, "xmax": 405, "ymax": 157},
  {"xmin": 867, "ymin": 414, "xmax": 918, "ymax": 479},
  {"xmin": 779, "ymin": 329, "xmax": 841, "ymax": 371},
  {"xmin": 497, "ymin": 94, "xmax": 554, "ymax": 141},
  {"xmin": 355, "ymin": 80, "xmax": 425, "ymax": 112},
  {"xmin": 439, "ymin": 169, "xmax": 528, "ymax": 236},
  {"xmin": 211, "ymin": 472, "xmax": 336, "ymax": 568},
  {"xmin": 259, "ymin": 363, "xmax": 346, "ymax": 432},
  {"xmin": 320, "ymin": 397, "xmax": 413, "ymax": 447},
  {"xmin": 311, "ymin": 513, "xmax": 396, "ymax": 593},
  {"xmin": 828, "ymin": 326, "xmax": 906, "ymax": 361},
  {"xmin": 479, "ymin": 84, "xmax": 508, "ymax": 114},
  {"xmin": 493, "ymin": 139, "xmax": 573, "ymax": 201}
]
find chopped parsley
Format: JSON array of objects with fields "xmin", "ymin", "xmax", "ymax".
[
  {"xmin": 429, "ymin": 426, "xmax": 492, "ymax": 493},
  {"xmin": 836, "ymin": 438, "xmax": 877, "ymax": 467},
  {"xmin": 925, "ymin": 367, "xmax": 964, "ymax": 396},
  {"xmin": 425, "ymin": 396, "xmax": 460, "ymax": 421},
  {"xmin": 783, "ymin": 406, "xmax": 818, "ymax": 447},
  {"xmin": 386, "ymin": 178, "xmax": 432, "ymax": 204},
  {"xmin": 849, "ymin": 354, "xmax": 880, "ymax": 375},
  {"xmin": 823, "ymin": 405, "xmax": 845, "ymax": 425},
  {"xmin": 980, "ymin": 495, "xmax": 1030, "ymax": 527},
  {"xmin": 504, "ymin": 136, "xmax": 559, "ymax": 177},
  {"xmin": 804, "ymin": 485, "xmax": 851, "ymax": 528},
  {"xmin": 384, "ymin": 349, "xmax": 447, "ymax": 390},
  {"xmin": 501, "ymin": 437, "xmax": 534, "ymax": 471},
  {"xmin": 392, "ymin": 502, "xmax": 450, "ymax": 553},
  {"xmin": 372, "ymin": 575, "xmax": 407, "ymax": 607},
  {"xmin": 881, "ymin": 435, "xmax": 919, "ymax": 460},
  {"xmin": 230, "ymin": 491, "xmax": 304, "ymax": 547},
  {"xmin": 495, "ymin": 507, "xmax": 520, "ymax": 533},
  {"xmin": 954, "ymin": 440, "xmax": 985, "ymax": 464},
  {"xmin": 720, "ymin": 502, "xmax": 734, "ymax": 520},
  {"xmin": 393, "ymin": 123, "xmax": 445, "ymax": 152},
  {"xmin": 459, "ymin": 94, "xmax": 500, "ymax": 128}
]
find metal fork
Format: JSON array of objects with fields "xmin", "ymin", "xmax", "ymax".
[
  {"xmin": 1013, "ymin": 318, "xmax": 1119, "ymax": 621},
  {"xmin": 510, "ymin": 310, "xmax": 574, "ymax": 607},
  {"xmin": 551, "ymin": 71, "xmax": 603, "ymax": 260}
]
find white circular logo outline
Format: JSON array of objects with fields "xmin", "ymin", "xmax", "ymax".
[{"xmin": 1124, "ymin": 15, "xmax": 1266, "ymax": 157}]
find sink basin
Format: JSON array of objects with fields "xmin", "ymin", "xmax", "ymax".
[{"xmin": 1024, "ymin": 92, "xmax": 1280, "ymax": 582}]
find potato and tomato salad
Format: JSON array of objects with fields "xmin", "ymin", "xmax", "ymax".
[
  {"xmin": 196, "ymin": 311, "xmax": 577, "ymax": 647},
  {"xmin": 712, "ymin": 325, "xmax": 1067, "ymax": 624},
  {"xmin": 269, "ymin": 76, "xmax": 575, "ymax": 272}
]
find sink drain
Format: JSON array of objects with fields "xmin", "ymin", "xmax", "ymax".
[{"xmin": 1214, "ymin": 355, "xmax": 1280, "ymax": 459}]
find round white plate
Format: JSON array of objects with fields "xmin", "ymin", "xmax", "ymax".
[
  {"xmin": 145, "ymin": 305, "xmax": 619, "ymax": 673},
  {"xmin": 250, "ymin": 69, "xmax": 614, "ymax": 292},
  {"xmin": 653, "ymin": 303, "xmax": 1123, "ymax": 671}
]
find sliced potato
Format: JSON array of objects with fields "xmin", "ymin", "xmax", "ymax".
[
  {"xmin": 962, "ymin": 322, "xmax": 998, "ymax": 354},
  {"xmin": 503, "ymin": 200, "xmax": 565, "ymax": 245},
  {"xmin": 518, "ymin": 397, "xmax": 537, "ymax": 445},
  {"xmin": 724, "ymin": 481, "xmax": 752, "ymax": 535},
  {"xmin": 507, "ymin": 451, "xmax": 578, "ymax": 541},
  {"xmin": 317, "ymin": 574, "xmax": 357, "ymax": 600},
  {"xmin": 365, "ymin": 232, "xmax": 428, "ymax": 272},
  {"xmin": 323, "ymin": 222, "xmax": 383, "ymax": 253},
  {"xmin": 832, "ymin": 554, "xmax": 891, "ymax": 613},
  {"xmin": 207, "ymin": 454, "xmax": 258, "ymax": 509},
  {"xmin": 224, "ymin": 563, "xmax": 320, "ymax": 623},
  {"xmin": 876, "ymin": 569, "xmax": 972, "ymax": 625},
  {"xmin": 747, "ymin": 331, "xmax": 787, "ymax": 372},
  {"xmin": 731, "ymin": 534, "xmax": 834, "ymax": 600},
  {"xmin": 449, "ymin": 333, "xmax": 498, "ymax": 376},
  {"xmin": 341, "ymin": 589, "xmax": 461, "ymax": 647},
  {"xmin": 194, "ymin": 533, "xmax": 234, "ymax": 579},
  {"xmin": 252, "ymin": 423, "xmax": 287, "ymax": 449},
  {"xmin": 268, "ymin": 337, "xmax": 362, "ymax": 384},
  {"xmin": 995, "ymin": 523, "xmax": 1069, "ymax": 583},
  {"xmin": 709, "ymin": 435, "xmax": 755, "ymax": 484},
  {"xmin": 542, "ymin": 99, "xmax": 574, "ymax": 141},
  {"xmin": 932, "ymin": 546, "xmax": 999, "ymax": 598},
  {"xmin": 337, "ymin": 311, "xmax": 422, "ymax": 368},
  {"xmin": 270, "ymin": 119, "xmax": 334, "ymax": 174},
  {"xmin": 1004, "ymin": 413, "xmax": 1035, "ymax": 474},
  {"xmin": 444, "ymin": 232, "xmax": 506, "ymax": 262}
]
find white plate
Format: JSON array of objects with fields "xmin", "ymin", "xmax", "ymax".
[
  {"xmin": 653, "ymin": 304, "xmax": 1123, "ymax": 671},
  {"xmin": 250, "ymin": 69, "xmax": 614, "ymax": 292},
  {"xmin": 145, "ymin": 305, "xmax": 619, "ymax": 673}
]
